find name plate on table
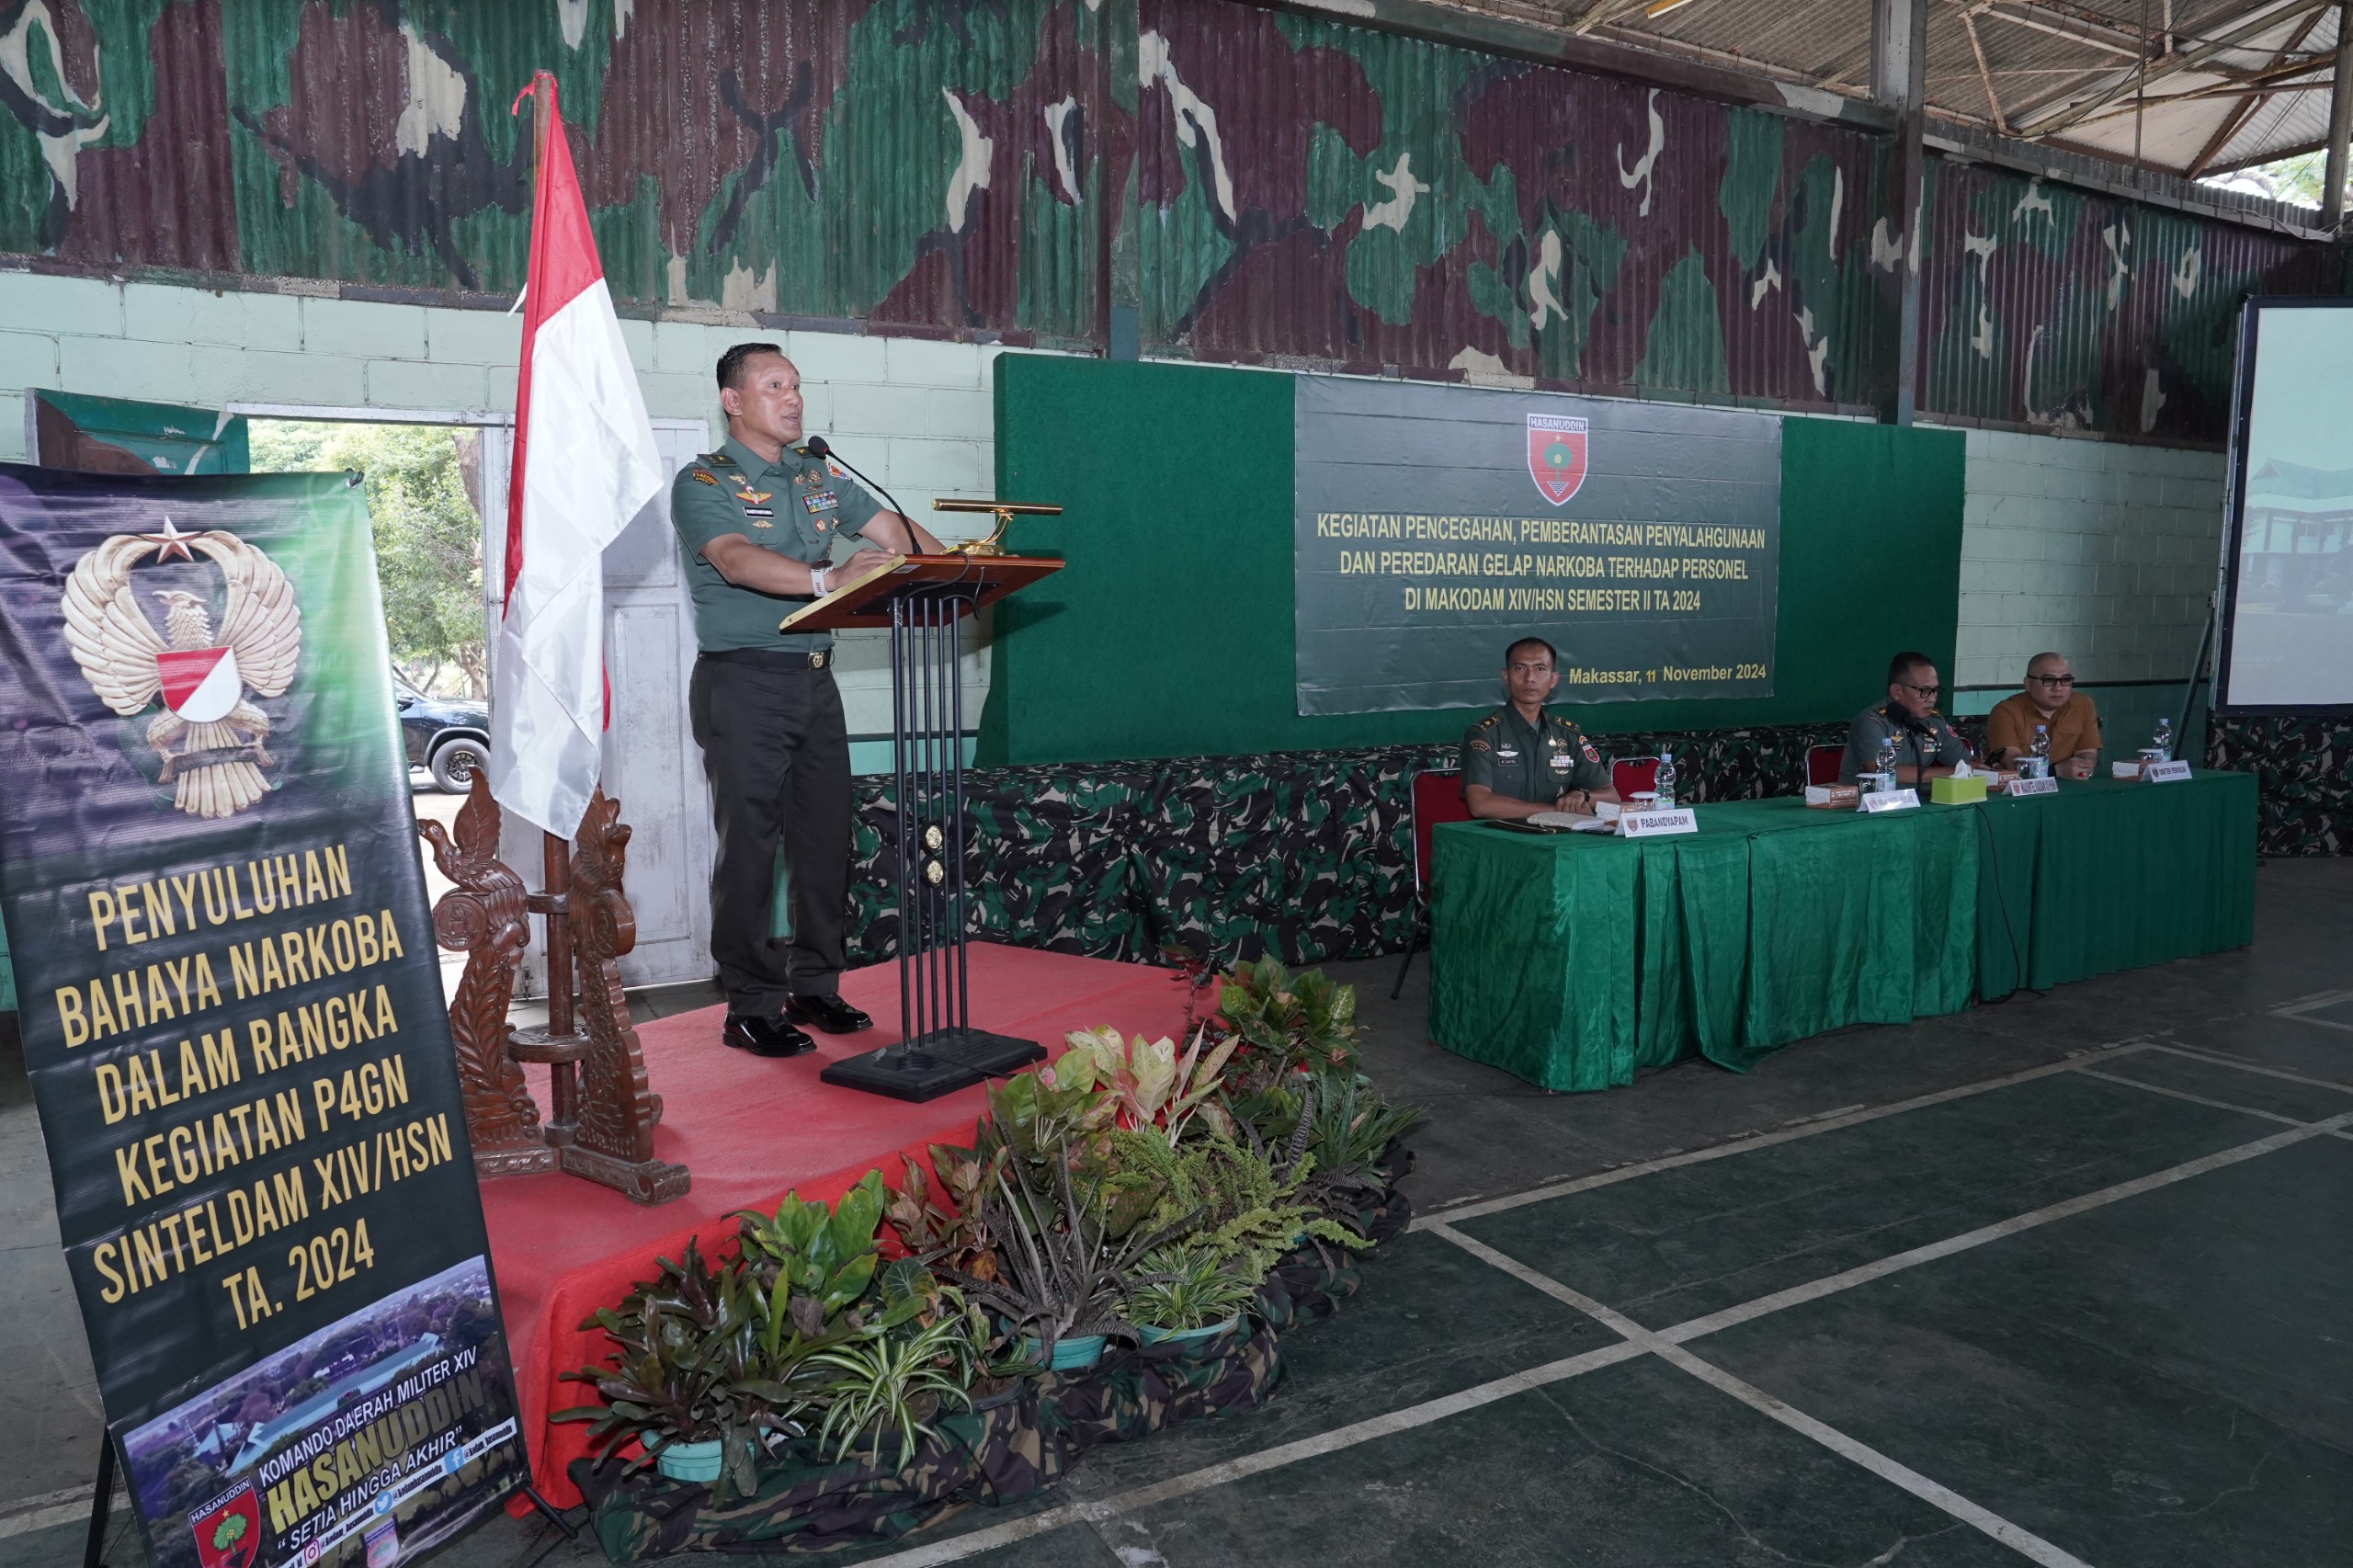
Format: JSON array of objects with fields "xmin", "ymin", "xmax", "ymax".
[
  {"xmin": 1620, "ymin": 806, "xmax": 1699, "ymax": 837},
  {"xmin": 1859, "ymin": 790, "xmax": 1920, "ymax": 813},
  {"xmin": 2143, "ymin": 759, "xmax": 2192, "ymax": 784},
  {"xmin": 2006, "ymin": 775, "xmax": 2058, "ymax": 798}
]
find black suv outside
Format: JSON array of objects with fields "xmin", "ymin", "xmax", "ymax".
[{"xmin": 395, "ymin": 683, "xmax": 491, "ymax": 792}]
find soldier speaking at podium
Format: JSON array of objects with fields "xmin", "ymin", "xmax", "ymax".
[{"xmin": 672, "ymin": 343, "xmax": 944, "ymax": 1059}]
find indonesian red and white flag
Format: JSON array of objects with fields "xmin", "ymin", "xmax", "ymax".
[{"xmin": 490, "ymin": 74, "xmax": 661, "ymax": 839}]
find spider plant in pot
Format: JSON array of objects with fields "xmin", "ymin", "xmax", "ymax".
[
  {"xmin": 1126, "ymin": 1245, "xmax": 1257, "ymax": 1346},
  {"xmin": 804, "ymin": 1309, "xmax": 979, "ymax": 1466}
]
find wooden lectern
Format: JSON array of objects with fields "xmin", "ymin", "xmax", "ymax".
[{"xmin": 779, "ymin": 503, "xmax": 1063, "ymax": 1100}]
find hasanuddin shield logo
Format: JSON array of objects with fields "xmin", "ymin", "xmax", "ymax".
[
  {"xmin": 61, "ymin": 517, "xmax": 303, "ymax": 819},
  {"xmin": 1528, "ymin": 414, "xmax": 1588, "ymax": 506},
  {"xmin": 188, "ymin": 1480, "xmax": 264, "ymax": 1568}
]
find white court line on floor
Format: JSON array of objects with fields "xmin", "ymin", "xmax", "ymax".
[
  {"xmin": 858, "ymin": 1341, "xmax": 1650, "ymax": 1567},
  {"xmin": 1654, "ymin": 1109, "xmax": 2353, "ymax": 1346},
  {"xmin": 1429, "ymin": 1223, "xmax": 2094, "ymax": 1568},
  {"xmin": 2148, "ymin": 1041, "xmax": 2353, "ymax": 1096},
  {"xmin": 1415, "ymin": 1040, "xmax": 2154, "ymax": 1230},
  {"xmin": 855, "ymin": 1048, "xmax": 2337, "ymax": 1568},
  {"xmin": 2270, "ymin": 989, "xmax": 2353, "ymax": 1034},
  {"xmin": 2071, "ymin": 1065, "xmax": 2353, "ymax": 1145},
  {"xmin": 0, "ymin": 1486, "xmax": 125, "ymax": 1542}
]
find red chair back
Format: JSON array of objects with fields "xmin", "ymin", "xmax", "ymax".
[
  {"xmin": 1611, "ymin": 756, "xmax": 1660, "ymax": 798},
  {"xmin": 1806, "ymin": 744, "xmax": 1844, "ymax": 787},
  {"xmin": 1407, "ymin": 770, "xmax": 1470, "ymax": 892}
]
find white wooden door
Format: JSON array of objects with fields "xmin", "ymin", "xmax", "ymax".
[{"xmin": 482, "ymin": 418, "xmax": 716, "ymax": 995}]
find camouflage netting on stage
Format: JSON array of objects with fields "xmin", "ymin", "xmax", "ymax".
[
  {"xmin": 573, "ymin": 1323, "xmax": 1284, "ymax": 1560},
  {"xmin": 843, "ymin": 728, "xmax": 1853, "ymax": 969},
  {"xmin": 570, "ymin": 1165, "xmax": 1415, "ymax": 1561}
]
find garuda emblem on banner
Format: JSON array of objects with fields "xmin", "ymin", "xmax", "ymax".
[
  {"xmin": 1528, "ymin": 414, "xmax": 1589, "ymax": 506},
  {"xmin": 62, "ymin": 518, "xmax": 302, "ymax": 820}
]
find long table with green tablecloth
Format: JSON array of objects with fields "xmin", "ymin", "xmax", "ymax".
[{"xmin": 1426, "ymin": 770, "xmax": 2256, "ymax": 1092}]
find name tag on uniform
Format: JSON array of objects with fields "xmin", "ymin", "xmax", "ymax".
[
  {"xmin": 803, "ymin": 491, "xmax": 839, "ymax": 513},
  {"xmin": 1620, "ymin": 806, "xmax": 1698, "ymax": 837},
  {"xmin": 740, "ymin": 506, "xmax": 774, "ymax": 518}
]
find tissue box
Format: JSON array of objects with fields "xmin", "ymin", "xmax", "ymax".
[
  {"xmin": 1930, "ymin": 775, "xmax": 1988, "ymax": 804},
  {"xmin": 1803, "ymin": 784, "xmax": 1859, "ymax": 810}
]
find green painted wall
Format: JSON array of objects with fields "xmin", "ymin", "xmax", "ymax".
[{"xmin": 979, "ymin": 355, "xmax": 1963, "ymax": 767}]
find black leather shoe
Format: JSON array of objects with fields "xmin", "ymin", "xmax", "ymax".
[
  {"xmin": 786, "ymin": 993, "xmax": 873, "ymax": 1034},
  {"xmin": 723, "ymin": 1014, "xmax": 815, "ymax": 1058}
]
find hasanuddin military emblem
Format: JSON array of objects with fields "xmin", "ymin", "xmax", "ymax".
[{"xmin": 61, "ymin": 518, "xmax": 302, "ymax": 819}]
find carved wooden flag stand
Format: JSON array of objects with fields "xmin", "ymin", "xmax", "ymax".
[{"xmin": 420, "ymin": 773, "xmax": 689, "ymax": 1205}]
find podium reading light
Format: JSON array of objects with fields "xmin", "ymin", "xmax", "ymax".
[{"xmin": 931, "ymin": 497, "xmax": 1062, "ymax": 557}]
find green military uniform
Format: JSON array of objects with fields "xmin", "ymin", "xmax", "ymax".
[
  {"xmin": 1461, "ymin": 706, "xmax": 1612, "ymax": 803},
  {"xmin": 1838, "ymin": 703, "xmax": 1972, "ymax": 789},
  {"xmin": 671, "ymin": 436, "xmax": 884, "ymax": 1017}
]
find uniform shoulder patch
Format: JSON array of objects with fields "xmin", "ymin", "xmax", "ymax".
[
  {"xmin": 1469, "ymin": 739, "xmax": 1490, "ymax": 751},
  {"xmin": 688, "ymin": 468, "xmax": 719, "ymax": 486}
]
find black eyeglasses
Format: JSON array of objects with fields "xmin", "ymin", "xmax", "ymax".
[
  {"xmin": 1900, "ymin": 682, "xmax": 1940, "ymax": 697},
  {"xmin": 2027, "ymin": 673, "xmax": 2076, "ymax": 687}
]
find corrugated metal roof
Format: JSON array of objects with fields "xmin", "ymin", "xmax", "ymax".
[{"xmin": 1418, "ymin": 0, "xmax": 2351, "ymax": 186}]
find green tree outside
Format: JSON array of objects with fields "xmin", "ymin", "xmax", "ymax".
[{"xmin": 251, "ymin": 421, "xmax": 487, "ymax": 697}]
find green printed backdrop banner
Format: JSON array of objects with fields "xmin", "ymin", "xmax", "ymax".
[
  {"xmin": 983, "ymin": 356, "xmax": 1963, "ymax": 765},
  {"xmin": 0, "ymin": 467, "xmax": 523, "ymax": 1568},
  {"xmin": 1293, "ymin": 378, "xmax": 1779, "ymax": 712}
]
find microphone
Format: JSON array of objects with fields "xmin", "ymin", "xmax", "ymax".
[{"xmin": 797, "ymin": 436, "xmax": 915, "ymax": 530}]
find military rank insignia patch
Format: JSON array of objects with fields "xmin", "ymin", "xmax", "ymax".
[{"xmin": 688, "ymin": 469, "xmax": 719, "ymax": 485}]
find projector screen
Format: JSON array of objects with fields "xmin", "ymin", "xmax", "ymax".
[{"xmin": 2218, "ymin": 299, "xmax": 2353, "ymax": 712}]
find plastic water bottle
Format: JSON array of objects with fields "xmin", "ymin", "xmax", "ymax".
[
  {"xmin": 1654, "ymin": 751, "xmax": 1677, "ymax": 808},
  {"xmin": 1874, "ymin": 733, "xmax": 1900, "ymax": 783},
  {"xmin": 2151, "ymin": 717, "xmax": 2174, "ymax": 762},
  {"xmin": 2029, "ymin": 724, "xmax": 2051, "ymax": 778}
]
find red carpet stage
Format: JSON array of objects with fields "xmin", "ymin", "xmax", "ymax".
[{"xmin": 481, "ymin": 943, "xmax": 1189, "ymax": 1508}]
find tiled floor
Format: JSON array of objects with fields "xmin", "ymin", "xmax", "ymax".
[{"xmin": 4, "ymin": 859, "xmax": 2346, "ymax": 1568}]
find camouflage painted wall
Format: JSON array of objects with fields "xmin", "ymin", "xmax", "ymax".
[{"xmin": 0, "ymin": 0, "xmax": 2336, "ymax": 439}]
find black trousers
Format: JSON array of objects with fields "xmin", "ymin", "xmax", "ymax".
[{"xmin": 688, "ymin": 654, "xmax": 851, "ymax": 1016}]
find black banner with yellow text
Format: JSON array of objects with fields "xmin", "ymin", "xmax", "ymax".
[{"xmin": 0, "ymin": 465, "xmax": 522, "ymax": 1568}]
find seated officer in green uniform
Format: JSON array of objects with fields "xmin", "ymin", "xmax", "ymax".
[
  {"xmin": 672, "ymin": 342, "xmax": 945, "ymax": 1060},
  {"xmin": 1838, "ymin": 650, "xmax": 1973, "ymax": 791},
  {"xmin": 1462, "ymin": 637, "xmax": 1620, "ymax": 820}
]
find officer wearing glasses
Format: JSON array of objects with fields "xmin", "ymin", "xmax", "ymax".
[
  {"xmin": 1838, "ymin": 652, "xmax": 1972, "ymax": 789},
  {"xmin": 1984, "ymin": 652, "xmax": 2101, "ymax": 779}
]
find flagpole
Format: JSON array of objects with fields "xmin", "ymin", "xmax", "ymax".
[{"xmin": 521, "ymin": 72, "xmax": 580, "ymax": 1119}]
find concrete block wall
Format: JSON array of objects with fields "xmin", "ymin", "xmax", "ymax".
[
  {"xmin": 1949, "ymin": 426, "xmax": 2222, "ymax": 753},
  {"xmin": 1953, "ymin": 428, "xmax": 2224, "ymax": 687},
  {"xmin": 0, "ymin": 272, "xmax": 1010, "ymax": 759}
]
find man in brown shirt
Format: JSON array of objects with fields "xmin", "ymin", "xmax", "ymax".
[{"xmin": 1985, "ymin": 651, "xmax": 2101, "ymax": 778}]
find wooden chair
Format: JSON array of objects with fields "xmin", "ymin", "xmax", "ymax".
[{"xmin": 1392, "ymin": 769, "xmax": 1470, "ymax": 999}]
